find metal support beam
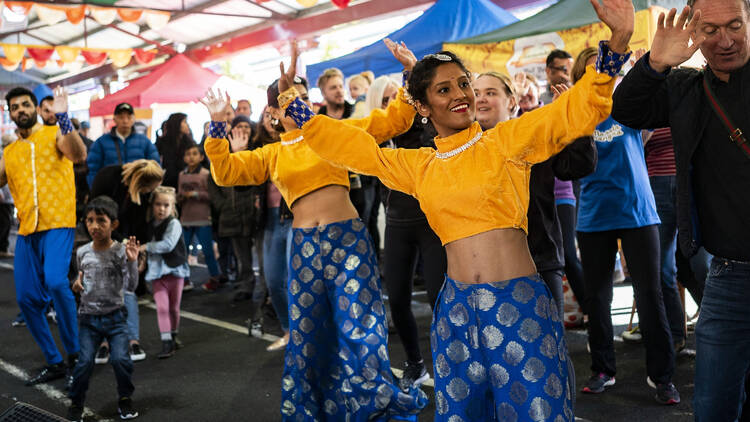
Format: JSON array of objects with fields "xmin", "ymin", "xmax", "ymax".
[
  {"xmin": 11, "ymin": 0, "xmax": 274, "ymax": 19},
  {"xmin": 187, "ymin": 0, "xmax": 435, "ymax": 63},
  {"xmin": 58, "ymin": 0, "xmax": 228, "ymax": 48},
  {"xmin": 85, "ymin": 16, "xmax": 177, "ymax": 55}
]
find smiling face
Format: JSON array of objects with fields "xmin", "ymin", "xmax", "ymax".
[
  {"xmin": 8, "ymin": 95, "xmax": 38, "ymax": 130},
  {"xmin": 415, "ymin": 63, "xmax": 475, "ymax": 138},
  {"xmin": 693, "ymin": 0, "xmax": 750, "ymax": 78},
  {"xmin": 474, "ymin": 75, "xmax": 516, "ymax": 129}
]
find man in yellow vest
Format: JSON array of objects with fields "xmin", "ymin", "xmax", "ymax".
[{"xmin": 0, "ymin": 86, "xmax": 87, "ymax": 387}]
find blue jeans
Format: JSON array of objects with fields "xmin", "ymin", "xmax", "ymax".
[
  {"xmin": 124, "ymin": 291, "xmax": 139, "ymax": 341},
  {"xmin": 694, "ymin": 258, "xmax": 750, "ymax": 421},
  {"xmin": 183, "ymin": 225, "xmax": 220, "ymax": 276},
  {"xmin": 69, "ymin": 309, "xmax": 134, "ymax": 406},
  {"xmin": 650, "ymin": 175, "xmax": 685, "ymax": 342},
  {"xmin": 262, "ymin": 208, "xmax": 291, "ymax": 332}
]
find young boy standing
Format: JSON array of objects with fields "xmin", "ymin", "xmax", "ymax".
[
  {"xmin": 68, "ymin": 196, "xmax": 140, "ymax": 421},
  {"xmin": 178, "ymin": 143, "xmax": 221, "ymax": 289}
]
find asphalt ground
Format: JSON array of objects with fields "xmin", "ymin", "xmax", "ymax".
[{"xmin": 0, "ymin": 257, "xmax": 699, "ymax": 422}]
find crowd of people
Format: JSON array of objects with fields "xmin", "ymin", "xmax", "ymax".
[{"xmin": 2, "ymin": 0, "xmax": 749, "ymax": 420}]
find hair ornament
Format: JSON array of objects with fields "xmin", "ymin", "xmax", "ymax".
[{"xmin": 424, "ymin": 53, "xmax": 452, "ymax": 62}]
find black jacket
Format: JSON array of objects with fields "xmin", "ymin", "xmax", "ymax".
[
  {"xmin": 527, "ymin": 137, "xmax": 597, "ymax": 271},
  {"xmin": 89, "ymin": 164, "xmax": 151, "ymax": 243},
  {"xmin": 612, "ymin": 53, "xmax": 730, "ymax": 257},
  {"xmin": 381, "ymin": 117, "xmax": 437, "ymax": 226}
]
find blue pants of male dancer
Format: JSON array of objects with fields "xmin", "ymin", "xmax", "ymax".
[{"xmin": 15, "ymin": 228, "xmax": 79, "ymax": 365}]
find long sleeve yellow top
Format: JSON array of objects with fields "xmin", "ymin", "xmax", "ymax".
[
  {"xmin": 204, "ymin": 89, "xmax": 416, "ymax": 207},
  {"xmin": 301, "ymin": 66, "xmax": 614, "ymax": 245}
]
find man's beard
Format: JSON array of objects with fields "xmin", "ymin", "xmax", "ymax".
[
  {"xmin": 43, "ymin": 116, "xmax": 57, "ymax": 126},
  {"xmin": 13, "ymin": 111, "xmax": 37, "ymax": 129}
]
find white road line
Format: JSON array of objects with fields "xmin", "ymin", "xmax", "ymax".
[
  {"xmin": 138, "ymin": 299, "xmax": 435, "ymax": 388},
  {"xmin": 139, "ymin": 300, "xmax": 281, "ymax": 342},
  {"xmin": 0, "ymin": 357, "xmax": 114, "ymax": 422},
  {"xmin": 0, "ymin": 262, "xmax": 14, "ymax": 270}
]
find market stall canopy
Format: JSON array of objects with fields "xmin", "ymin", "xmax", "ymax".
[
  {"xmin": 306, "ymin": 0, "xmax": 518, "ymax": 84},
  {"xmin": 89, "ymin": 54, "xmax": 219, "ymax": 116},
  {"xmin": 444, "ymin": 0, "xmax": 694, "ymax": 80},
  {"xmin": 455, "ymin": 0, "xmax": 686, "ymax": 45}
]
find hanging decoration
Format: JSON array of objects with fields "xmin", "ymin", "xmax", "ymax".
[
  {"xmin": 133, "ymin": 48, "xmax": 156, "ymax": 65},
  {"xmin": 34, "ymin": 4, "xmax": 66, "ymax": 25},
  {"xmin": 1, "ymin": 44, "xmax": 26, "ymax": 63},
  {"xmin": 295, "ymin": 0, "xmax": 317, "ymax": 7},
  {"xmin": 144, "ymin": 10, "xmax": 170, "ymax": 30},
  {"xmin": 1, "ymin": 3, "xmax": 173, "ymax": 30},
  {"xmin": 26, "ymin": 46, "xmax": 54, "ymax": 61},
  {"xmin": 55, "ymin": 46, "xmax": 80, "ymax": 63},
  {"xmin": 1, "ymin": 42, "xmax": 159, "ymax": 70},
  {"xmin": 117, "ymin": 8, "xmax": 143, "ymax": 23},
  {"xmin": 5, "ymin": 2, "xmax": 32, "ymax": 15},
  {"xmin": 0, "ymin": 57, "xmax": 19, "ymax": 71},
  {"xmin": 330, "ymin": 0, "xmax": 350, "ymax": 8},
  {"xmin": 109, "ymin": 48, "xmax": 133, "ymax": 68},
  {"xmin": 89, "ymin": 6, "xmax": 117, "ymax": 25},
  {"xmin": 80, "ymin": 50, "xmax": 108, "ymax": 66}
]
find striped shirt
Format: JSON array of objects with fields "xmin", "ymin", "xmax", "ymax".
[{"xmin": 645, "ymin": 127, "xmax": 676, "ymax": 177}]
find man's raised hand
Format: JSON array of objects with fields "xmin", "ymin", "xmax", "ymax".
[{"xmin": 649, "ymin": 7, "xmax": 704, "ymax": 72}]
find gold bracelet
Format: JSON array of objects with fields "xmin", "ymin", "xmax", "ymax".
[{"xmin": 277, "ymin": 87, "xmax": 300, "ymax": 112}]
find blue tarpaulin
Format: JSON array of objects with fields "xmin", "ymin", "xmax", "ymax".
[{"xmin": 306, "ymin": 0, "xmax": 518, "ymax": 86}]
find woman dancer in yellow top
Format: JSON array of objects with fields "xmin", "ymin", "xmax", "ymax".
[
  {"xmin": 276, "ymin": 1, "xmax": 633, "ymax": 420},
  {"xmin": 200, "ymin": 56, "xmax": 426, "ymax": 420}
]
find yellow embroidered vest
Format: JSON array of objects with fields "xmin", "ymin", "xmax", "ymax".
[{"xmin": 5, "ymin": 124, "xmax": 76, "ymax": 235}]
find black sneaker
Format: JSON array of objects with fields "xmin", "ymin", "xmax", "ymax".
[
  {"xmin": 65, "ymin": 354, "xmax": 78, "ymax": 391},
  {"xmin": 157, "ymin": 340, "xmax": 175, "ymax": 359},
  {"xmin": 95, "ymin": 345, "xmax": 109, "ymax": 365},
  {"xmin": 118, "ymin": 397, "xmax": 139, "ymax": 420},
  {"xmin": 172, "ymin": 335, "xmax": 184, "ymax": 350},
  {"xmin": 399, "ymin": 360, "xmax": 429, "ymax": 391},
  {"xmin": 129, "ymin": 343, "xmax": 146, "ymax": 362},
  {"xmin": 25, "ymin": 362, "xmax": 66, "ymax": 386},
  {"xmin": 67, "ymin": 403, "xmax": 84, "ymax": 422},
  {"xmin": 647, "ymin": 377, "xmax": 681, "ymax": 405},
  {"xmin": 247, "ymin": 320, "xmax": 263, "ymax": 338},
  {"xmin": 582, "ymin": 372, "xmax": 615, "ymax": 394}
]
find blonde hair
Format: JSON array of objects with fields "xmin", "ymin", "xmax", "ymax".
[
  {"xmin": 572, "ymin": 47, "xmax": 598, "ymax": 85},
  {"xmin": 478, "ymin": 71, "xmax": 518, "ymax": 101},
  {"xmin": 317, "ymin": 68, "xmax": 344, "ymax": 89},
  {"xmin": 120, "ymin": 159, "xmax": 164, "ymax": 205},
  {"xmin": 349, "ymin": 71, "xmax": 374, "ymax": 88},
  {"xmin": 150, "ymin": 186, "xmax": 178, "ymax": 219},
  {"xmin": 365, "ymin": 76, "xmax": 399, "ymax": 114}
]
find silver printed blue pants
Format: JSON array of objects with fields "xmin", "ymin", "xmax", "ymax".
[
  {"xmin": 431, "ymin": 275, "xmax": 573, "ymax": 421},
  {"xmin": 281, "ymin": 218, "xmax": 426, "ymax": 421}
]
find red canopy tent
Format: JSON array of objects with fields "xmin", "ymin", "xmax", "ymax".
[{"xmin": 89, "ymin": 54, "xmax": 220, "ymax": 117}]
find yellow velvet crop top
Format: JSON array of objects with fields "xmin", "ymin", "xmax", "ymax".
[
  {"xmin": 204, "ymin": 88, "xmax": 416, "ymax": 207},
  {"xmin": 300, "ymin": 66, "xmax": 615, "ymax": 245}
]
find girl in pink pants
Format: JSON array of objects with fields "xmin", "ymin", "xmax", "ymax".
[{"xmin": 141, "ymin": 186, "xmax": 190, "ymax": 359}]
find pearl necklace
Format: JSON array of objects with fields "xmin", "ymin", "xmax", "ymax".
[
  {"xmin": 435, "ymin": 130, "xmax": 483, "ymax": 159},
  {"xmin": 281, "ymin": 136, "xmax": 303, "ymax": 146}
]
